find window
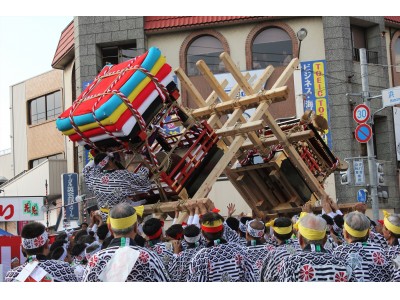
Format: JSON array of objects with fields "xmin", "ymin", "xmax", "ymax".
[
  {"xmin": 101, "ymin": 42, "xmax": 138, "ymax": 66},
  {"xmin": 186, "ymin": 35, "xmax": 225, "ymax": 76},
  {"xmin": 351, "ymin": 26, "xmax": 378, "ymax": 64},
  {"xmin": 29, "ymin": 153, "xmax": 64, "ymax": 169},
  {"xmin": 252, "ymin": 27, "xmax": 292, "ymax": 69},
  {"xmin": 29, "ymin": 90, "xmax": 62, "ymax": 125}
]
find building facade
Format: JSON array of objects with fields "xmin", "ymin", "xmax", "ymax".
[{"xmin": 0, "ymin": 69, "xmax": 68, "ymax": 234}]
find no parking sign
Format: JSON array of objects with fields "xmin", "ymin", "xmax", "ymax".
[{"xmin": 355, "ymin": 123, "xmax": 372, "ymax": 143}]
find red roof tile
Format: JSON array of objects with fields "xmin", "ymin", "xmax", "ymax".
[
  {"xmin": 52, "ymin": 21, "xmax": 74, "ymax": 68},
  {"xmin": 144, "ymin": 16, "xmax": 276, "ymax": 32},
  {"xmin": 385, "ymin": 16, "xmax": 400, "ymax": 24}
]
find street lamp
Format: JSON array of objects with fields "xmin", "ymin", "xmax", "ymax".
[{"xmin": 297, "ymin": 28, "xmax": 308, "ymax": 59}]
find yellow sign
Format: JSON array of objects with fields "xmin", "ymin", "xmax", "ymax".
[
  {"xmin": 316, "ymin": 98, "xmax": 329, "ymax": 144},
  {"xmin": 313, "ymin": 62, "xmax": 326, "ymax": 98}
]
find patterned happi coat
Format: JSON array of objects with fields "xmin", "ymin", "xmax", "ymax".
[
  {"xmin": 368, "ymin": 231, "xmax": 388, "ymax": 249},
  {"xmin": 260, "ymin": 238, "xmax": 301, "ymax": 282},
  {"xmin": 384, "ymin": 243, "xmax": 400, "ymax": 282},
  {"xmin": 187, "ymin": 240, "xmax": 247, "ymax": 282},
  {"xmin": 180, "ymin": 237, "xmax": 206, "ymax": 251},
  {"xmin": 168, "ymin": 244, "xmax": 205, "ymax": 282},
  {"xmin": 82, "ymin": 237, "xmax": 170, "ymax": 282},
  {"xmin": 244, "ymin": 241, "xmax": 276, "ymax": 282},
  {"xmin": 222, "ymin": 224, "xmax": 241, "ymax": 244},
  {"xmin": 82, "ymin": 161, "xmax": 101, "ymax": 193},
  {"xmin": 279, "ymin": 244, "xmax": 353, "ymax": 282},
  {"xmin": 324, "ymin": 234, "xmax": 339, "ymax": 252},
  {"xmin": 5, "ymin": 255, "xmax": 77, "ymax": 282},
  {"xmin": 85, "ymin": 167, "xmax": 152, "ymax": 220},
  {"xmin": 146, "ymin": 240, "xmax": 174, "ymax": 270},
  {"xmin": 333, "ymin": 241, "xmax": 392, "ymax": 282}
]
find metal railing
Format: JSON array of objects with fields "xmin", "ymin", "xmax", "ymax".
[{"xmin": 353, "ymin": 48, "xmax": 378, "ymax": 64}]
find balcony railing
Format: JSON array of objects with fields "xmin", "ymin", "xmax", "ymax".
[{"xmin": 353, "ymin": 48, "xmax": 379, "ymax": 64}]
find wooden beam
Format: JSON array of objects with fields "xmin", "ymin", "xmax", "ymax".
[
  {"xmin": 175, "ymin": 67, "xmax": 206, "ymax": 108},
  {"xmin": 144, "ymin": 198, "xmax": 215, "ymax": 215},
  {"xmin": 192, "ymin": 86, "xmax": 288, "ymax": 118},
  {"xmin": 240, "ymin": 130, "xmax": 315, "ymax": 150},
  {"xmin": 196, "ymin": 60, "xmax": 231, "ymax": 102},
  {"xmin": 264, "ymin": 203, "xmax": 357, "ymax": 216},
  {"xmin": 215, "ymin": 120, "xmax": 265, "ymax": 137},
  {"xmin": 220, "ymin": 52, "xmax": 254, "ymax": 95}
]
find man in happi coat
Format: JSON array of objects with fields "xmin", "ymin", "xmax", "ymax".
[
  {"xmin": 188, "ymin": 212, "xmax": 248, "ymax": 282},
  {"xmin": 260, "ymin": 217, "xmax": 301, "ymax": 282},
  {"xmin": 237, "ymin": 216, "xmax": 252, "ymax": 246},
  {"xmin": 244, "ymin": 219, "xmax": 274, "ymax": 282},
  {"xmin": 168, "ymin": 224, "xmax": 204, "ymax": 282},
  {"xmin": 379, "ymin": 211, "xmax": 400, "ymax": 281},
  {"xmin": 142, "ymin": 217, "xmax": 174, "ymax": 270},
  {"xmin": 82, "ymin": 203, "xmax": 170, "ymax": 282},
  {"xmin": 333, "ymin": 211, "xmax": 392, "ymax": 282},
  {"xmin": 83, "ymin": 152, "xmax": 152, "ymax": 221},
  {"xmin": 5, "ymin": 222, "xmax": 77, "ymax": 282},
  {"xmin": 279, "ymin": 213, "xmax": 353, "ymax": 282}
]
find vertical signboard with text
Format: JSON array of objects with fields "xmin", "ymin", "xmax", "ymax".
[
  {"xmin": 301, "ymin": 60, "xmax": 332, "ymax": 148},
  {"xmin": 61, "ymin": 173, "xmax": 79, "ymax": 220}
]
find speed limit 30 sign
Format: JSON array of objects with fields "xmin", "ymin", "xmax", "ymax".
[{"xmin": 353, "ymin": 104, "xmax": 370, "ymax": 124}]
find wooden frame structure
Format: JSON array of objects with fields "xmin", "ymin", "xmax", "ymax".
[{"xmin": 174, "ymin": 52, "xmax": 336, "ymax": 219}]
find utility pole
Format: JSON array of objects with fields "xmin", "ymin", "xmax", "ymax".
[{"xmin": 360, "ymin": 48, "xmax": 379, "ymax": 221}]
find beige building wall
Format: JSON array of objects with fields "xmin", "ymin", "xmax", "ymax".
[
  {"xmin": 147, "ymin": 17, "xmax": 325, "ymax": 71},
  {"xmin": 147, "ymin": 17, "xmax": 333, "ymax": 212},
  {"xmin": 25, "ymin": 70, "xmax": 64, "ymax": 162}
]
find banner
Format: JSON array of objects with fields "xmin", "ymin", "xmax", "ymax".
[
  {"xmin": 0, "ymin": 197, "xmax": 44, "ymax": 222},
  {"xmin": 61, "ymin": 173, "xmax": 79, "ymax": 220},
  {"xmin": 300, "ymin": 60, "xmax": 332, "ymax": 148},
  {"xmin": 0, "ymin": 236, "xmax": 23, "ymax": 281}
]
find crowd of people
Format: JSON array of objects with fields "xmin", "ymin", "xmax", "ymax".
[
  {"xmin": 4, "ymin": 151, "xmax": 399, "ymax": 282},
  {"xmin": 4, "ymin": 197, "xmax": 400, "ymax": 282}
]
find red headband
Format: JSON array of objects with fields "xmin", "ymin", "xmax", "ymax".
[
  {"xmin": 147, "ymin": 227, "xmax": 163, "ymax": 240},
  {"xmin": 174, "ymin": 232, "xmax": 184, "ymax": 240},
  {"xmin": 201, "ymin": 219, "xmax": 224, "ymax": 233}
]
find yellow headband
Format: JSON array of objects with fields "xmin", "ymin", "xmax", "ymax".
[
  {"xmin": 265, "ymin": 219, "xmax": 293, "ymax": 235},
  {"xmin": 293, "ymin": 212, "xmax": 309, "ymax": 231},
  {"xmin": 344, "ymin": 222, "xmax": 369, "ymax": 238},
  {"xmin": 110, "ymin": 213, "xmax": 137, "ymax": 230},
  {"xmin": 135, "ymin": 205, "xmax": 144, "ymax": 218},
  {"xmin": 202, "ymin": 219, "xmax": 223, "ymax": 228},
  {"xmin": 298, "ymin": 223, "xmax": 326, "ymax": 240},
  {"xmin": 383, "ymin": 210, "xmax": 400, "ymax": 235}
]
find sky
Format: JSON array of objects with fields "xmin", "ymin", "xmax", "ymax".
[{"xmin": 0, "ymin": 16, "xmax": 73, "ymax": 151}]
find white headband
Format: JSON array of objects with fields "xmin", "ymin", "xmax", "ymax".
[
  {"xmin": 98, "ymin": 155, "xmax": 110, "ymax": 169},
  {"xmin": 239, "ymin": 222, "xmax": 247, "ymax": 233},
  {"xmin": 22, "ymin": 231, "xmax": 48, "ymax": 250},
  {"xmin": 184, "ymin": 234, "xmax": 201, "ymax": 244},
  {"xmin": 247, "ymin": 220, "xmax": 264, "ymax": 238}
]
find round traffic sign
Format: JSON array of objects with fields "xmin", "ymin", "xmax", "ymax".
[
  {"xmin": 353, "ymin": 104, "xmax": 370, "ymax": 123},
  {"xmin": 355, "ymin": 123, "xmax": 372, "ymax": 143}
]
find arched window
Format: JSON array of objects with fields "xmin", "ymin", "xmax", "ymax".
[
  {"xmin": 391, "ymin": 31, "xmax": 400, "ymax": 86},
  {"xmin": 186, "ymin": 35, "xmax": 226, "ymax": 76},
  {"xmin": 252, "ymin": 27, "xmax": 293, "ymax": 69}
]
